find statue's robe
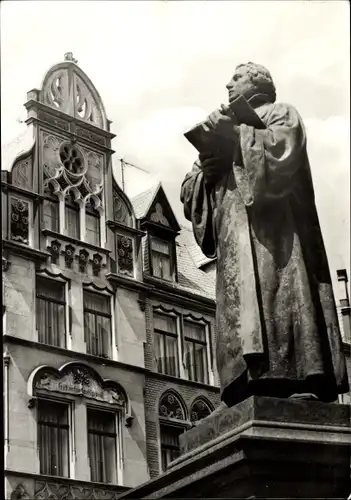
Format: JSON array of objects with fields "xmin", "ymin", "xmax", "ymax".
[{"xmin": 181, "ymin": 101, "xmax": 349, "ymax": 406}]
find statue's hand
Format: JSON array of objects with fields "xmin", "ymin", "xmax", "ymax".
[{"xmin": 198, "ymin": 153, "xmax": 225, "ymax": 186}]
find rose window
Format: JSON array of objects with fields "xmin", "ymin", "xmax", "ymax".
[{"xmin": 60, "ymin": 143, "xmax": 84, "ymax": 174}]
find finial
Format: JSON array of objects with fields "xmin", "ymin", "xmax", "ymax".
[{"xmin": 64, "ymin": 52, "xmax": 78, "ymax": 64}]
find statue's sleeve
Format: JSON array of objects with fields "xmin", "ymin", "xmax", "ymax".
[
  {"xmin": 180, "ymin": 162, "xmax": 216, "ymax": 258},
  {"xmin": 235, "ymin": 102, "xmax": 307, "ymax": 205}
]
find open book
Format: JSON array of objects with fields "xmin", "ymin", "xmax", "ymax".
[{"xmin": 184, "ymin": 95, "xmax": 266, "ymax": 155}]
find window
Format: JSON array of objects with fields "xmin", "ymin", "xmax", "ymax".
[
  {"xmin": 86, "ymin": 201, "xmax": 100, "ymax": 246},
  {"xmin": 160, "ymin": 424, "xmax": 183, "ymax": 472},
  {"xmin": 65, "ymin": 192, "xmax": 80, "ymax": 239},
  {"xmin": 154, "ymin": 313, "xmax": 179, "ymax": 377},
  {"xmin": 151, "ymin": 237, "xmax": 174, "ymax": 281},
  {"xmin": 84, "ymin": 291, "xmax": 112, "ymax": 358},
  {"xmin": 184, "ymin": 320, "xmax": 209, "ymax": 384},
  {"xmin": 158, "ymin": 391, "xmax": 187, "ymax": 472},
  {"xmin": 36, "ymin": 276, "xmax": 66, "ymax": 348},
  {"xmin": 43, "ymin": 186, "xmax": 59, "ymax": 232},
  {"xmin": 38, "ymin": 399, "xmax": 70, "ymax": 477},
  {"xmin": 87, "ymin": 408, "xmax": 117, "ymax": 484}
]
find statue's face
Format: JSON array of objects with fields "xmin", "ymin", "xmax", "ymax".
[{"xmin": 226, "ymin": 66, "xmax": 255, "ymax": 103}]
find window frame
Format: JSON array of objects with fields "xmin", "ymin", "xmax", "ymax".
[
  {"xmin": 183, "ymin": 319, "xmax": 209, "ymax": 385},
  {"xmin": 83, "ymin": 288, "xmax": 114, "ymax": 359},
  {"xmin": 85, "ymin": 202, "xmax": 101, "ymax": 247},
  {"xmin": 158, "ymin": 420, "xmax": 187, "ymax": 473},
  {"xmin": 35, "ymin": 274, "xmax": 69, "ymax": 348},
  {"xmin": 36, "ymin": 396, "xmax": 73, "ymax": 478},
  {"xmin": 86, "ymin": 405, "xmax": 122, "ymax": 485},
  {"xmin": 149, "ymin": 235, "xmax": 176, "ymax": 282},
  {"xmin": 153, "ymin": 307, "xmax": 213, "ymax": 384},
  {"xmin": 64, "ymin": 192, "xmax": 81, "ymax": 240},
  {"xmin": 153, "ymin": 311, "xmax": 181, "ymax": 378}
]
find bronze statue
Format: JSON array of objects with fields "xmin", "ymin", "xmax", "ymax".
[{"xmin": 181, "ymin": 62, "xmax": 349, "ymax": 407}]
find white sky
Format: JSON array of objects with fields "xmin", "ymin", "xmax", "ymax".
[{"xmin": 1, "ymin": 0, "xmax": 350, "ymax": 297}]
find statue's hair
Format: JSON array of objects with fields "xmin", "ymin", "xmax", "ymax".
[{"xmin": 236, "ymin": 62, "xmax": 276, "ymax": 103}]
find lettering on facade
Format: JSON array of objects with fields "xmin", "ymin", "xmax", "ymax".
[{"xmin": 35, "ymin": 367, "xmax": 126, "ymax": 407}]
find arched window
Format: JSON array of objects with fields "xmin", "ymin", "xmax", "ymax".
[
  {"xmin": 190, "ymin": 398, "xmax": 213, "ymax": 423},
  {"xmin": 158, "ymin": 391, "xmax": 187, "ymax": 472},
  {"xmin": 65, "ymin": 191, "xmax": 80, "ymax": 239},
  {"xmin": 85, "ymin": 198, "xmax": 100, "ymax": 246}
]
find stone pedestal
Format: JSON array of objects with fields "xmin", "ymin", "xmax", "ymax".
[{"xmin": 118, "ymin": 396, "xmax": 351, "ymax": 499}]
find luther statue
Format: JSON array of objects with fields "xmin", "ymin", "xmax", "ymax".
[{"xmin": 181, "ymin": 62, "xmax": 349, "ymax": 407}]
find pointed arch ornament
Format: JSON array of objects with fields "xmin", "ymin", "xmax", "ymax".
[{"xmin": 158, "ymin": 390, "xmax": 187, "ymax": 421}]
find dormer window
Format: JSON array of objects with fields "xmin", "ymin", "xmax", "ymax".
[
  {"xmin": 65, "ymin": 191, "xmax": 80, "ymax": 239},
  {"xmin": 150, "ymin": 236, "xmax": 175, "ymax": 281}
]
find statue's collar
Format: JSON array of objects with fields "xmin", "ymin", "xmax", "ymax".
[{"xmin": 247, "ymin": 93, "xmax": 272, "ymax": 109}]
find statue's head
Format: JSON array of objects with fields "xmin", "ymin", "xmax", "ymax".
[{"xmin": 226, "ymin": 62, "xmax": 276, "ymax": 104}]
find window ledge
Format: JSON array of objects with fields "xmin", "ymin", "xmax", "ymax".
[
  {"xmin": 106, "ymin": 220, "xmax": 145, "ymax": 237},
  {"xmin": 151, "ymin": 369, "xmax": 220, "ymax": 392},
  {"xmin": 42, "ymin": 229, "xmax": 111, "ymax": 254},
  {"xmin": 2, "ymin": 240, "xmax": 50, "ymax": 262}
]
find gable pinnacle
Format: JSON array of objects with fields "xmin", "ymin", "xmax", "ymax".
[{"xmin": 64, "ymin": 52, "xmax": 78, "ymax": 64}]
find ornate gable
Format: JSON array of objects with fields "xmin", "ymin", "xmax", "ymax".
[
  {"xmin": 40, "ymin": 52, "xmax": 108, "ymax": 130},
  {"xmin": 143, "ymin": 184, "xmax": 180, "ymax": 233}
]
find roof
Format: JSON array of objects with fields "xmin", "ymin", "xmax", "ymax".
[
  {"xmin": 175, "ymin": 232, "xmax": 216, "ymax": 300},
  {"xmin": 178, "ymin": 225, "xmax": 216, "ymax": 268},
  {"xmin": 2, "ymin": 126, "xmax": 35, "ymax": 172},
  {"xmin": 130, "ymin": 183, "xmax": 160, "ymax": 219}
]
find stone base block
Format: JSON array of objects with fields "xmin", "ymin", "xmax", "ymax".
[{"xmin": 118, "ymin": 396, "xmax": 351, "ymax": 499}]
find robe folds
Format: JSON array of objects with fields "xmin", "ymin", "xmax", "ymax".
[{"xmin": 181, "ymin": 101, "xmax": 349, "ymax": 406}]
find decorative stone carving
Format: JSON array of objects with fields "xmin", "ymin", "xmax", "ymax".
[
  {"xmin": 74, "ymin": 73, "xmax": 103, "ymax": 128},
  {"xmin": 35, "ymin": 365, "xmax": 127, "ymax": 408},
  {"xmin": 47, "ymin": 239, "xmax": 61, "ymax": 263},
  {"xmin": 113, "ymin": 190, "xmax": 132, "ymax": 226},
  {"xmin": 150, "ymin": 203, "xmax": 170, "ymax": 227},
  {"xmin": 12, "ymin": 157, "xmax": 33, "ymax": 191},
  {"xmin": 78, "ymin": 248, "xmax": 89, "ymax": 272},
  {"xmin": 190, "ymin": 398, "xmax": 212, "ymax": 422},
  {"xmin": 116, "ymin": 234, "xmax": 134, "ymax": 277},
  {"xmin": 159, "ymin": 392, "xmax": 185, "ymax": 420},
  {"xmin": 38, "ymin": 111, "xmax": 70, "ymax": 131},
  {"xmin": 10, "ymin": 197, "xmax": 29, "ymax": 244},
  {"xmin": 64, "ymin": 244, "xmax": 75, "ymax": 268},
  {"xmin": 92, "ymin": 253, "xmax": 103, "ymax": 276},
  {"xmin": 2, "ymin": 255, "xmax": 11, "ymax": 272},
  {"xmin": 42, "ymin": 132, "xmax": 104, "ymax": 204},
  {"xmin": 34, "ymin": 480, "xmax": 125, "ymax": 500},
  {"xmin": 10, "ymin": 484, "xmax": 31, "ymax": 500},
  {"xmin": 76, "ymin": 126, "xmax": 105, "ymax": 146}
]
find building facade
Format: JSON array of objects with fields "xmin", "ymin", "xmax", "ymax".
[
  {"xmin": 2, "ymin": 55, "xmax": 220, "ymax": 500},
  {"xmin": 2, "ymin": 55, "xmax": 350, "ymax": 500}
]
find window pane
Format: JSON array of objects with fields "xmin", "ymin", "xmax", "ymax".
[
  {"xmin": 83, "ymin": 292, "xmax": 111, "ymax": 358},
  {"xmin": 84, "ymin": 291, "xmax": 110, "ymax": 314},
  {"xmin": 160, "ymin": 424, "xmax": 183, "ymax": 472},
  {"xmin": 184, "ymin": 321, "xmax": 206, "ymax": 342},
  {"xmin": 36, "ymin": 278, "xmax": 66, "ymax": 348},
  {"xmin": 154, "ymin": 313, "xmax": 177, "ymax": 334},
  {"xmin": 43, "ymin": 199, "xmax": 59, "ymax": 232},
  {"xmin": 38, "ymin": 400, "xmax": 69, "ymax": 477},
  {"xmin": 87, "ymin": 409, "xmax": 117, "ymax": 484},
  {"xmin": 65, "ymin": 205, "xmax": 80, "ymax": 239},
  {"xmin": 86, "ymin": 212, "xmax": 100, "ymax": 246},
  {"xmin": 185, "ymin": 340, "xmax": 208, "ymax": 384},
  {"xmin": 151, "ymin": 238, "xmax": 170, "ymax": 255}
]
